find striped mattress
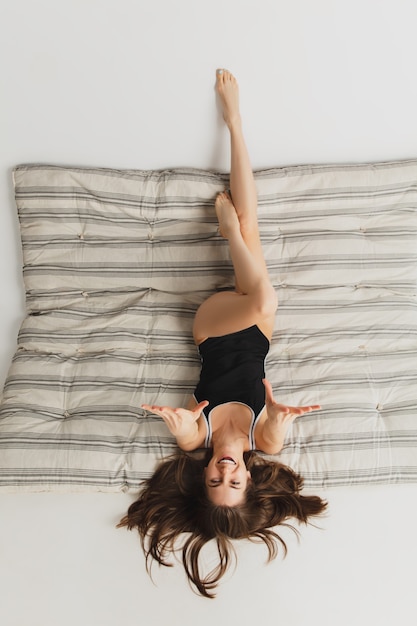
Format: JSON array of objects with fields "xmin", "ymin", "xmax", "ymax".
[{"xmin": 1, "ymin": 161, "xmax": 417, "ymax": 492}]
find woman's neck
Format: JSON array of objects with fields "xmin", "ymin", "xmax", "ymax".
[
  {"xmin": 211, "ymin": 403, "xmax": 251, "ymax": 453},
  {"xmin": 211, "ymin": 435, "xmax": 247, "ymax": 460}
]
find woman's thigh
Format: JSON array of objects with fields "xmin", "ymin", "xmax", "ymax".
[{"xmin": 193, "ymin": 290, "xmax": 276, "ymax": 345}]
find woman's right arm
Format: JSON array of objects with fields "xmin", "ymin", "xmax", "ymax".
[
  {"xmin": 141, "ymin": 400, "xmax": 208, "ymax": 450},
  {"xmin": 257, "ymin": 379, "xmax": 321, "ymax": 454}
]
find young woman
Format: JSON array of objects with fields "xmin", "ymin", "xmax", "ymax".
[{"xmin": 118, "ymin": 69, "xmax": 327, "ymax": 598}]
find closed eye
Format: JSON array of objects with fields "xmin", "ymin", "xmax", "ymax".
[{"xmin": 208, "ymin": 479, "xmax": 241, "ymax": 489}]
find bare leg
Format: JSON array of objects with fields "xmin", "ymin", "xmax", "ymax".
[
  {"xmin": 193, "ymin": 70, "xmax": 277, "ymax": 344},
  {"xmin": 215, "ymin": 191, "xmax": 267, "ymax": 295},
  {"xmin": 216, "ymin": 70, "xmax": 267, "ymax": 277}
]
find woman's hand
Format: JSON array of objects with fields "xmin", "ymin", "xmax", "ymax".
[
  {"xmin": 141, "ymin": 401, "xmax": 209, "ymax": 442},
  {"xmin": 263, "ymin": 379, "xmax": 321, "ymax": 426},
  {"xmin": 259, "ymin": 379, "xmax": 321, "ymax": 453}
]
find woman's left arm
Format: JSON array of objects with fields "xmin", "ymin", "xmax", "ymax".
[
  {"xmin": 141, "ymin": 400, "xmax": 208, "ymax": 451},
  {"xmin": 256, "ymin": 379, "xmax": 321, "ymax": 454}
]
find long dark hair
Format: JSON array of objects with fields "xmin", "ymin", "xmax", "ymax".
[{"xmin": 117, "ymin": 451, "xmax": 327, "ymax": 598}]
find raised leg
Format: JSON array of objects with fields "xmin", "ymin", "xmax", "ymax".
[
  {"xmin": 192, "ymin": 70, "xmax": 277, "ymax": 345},
  {"xmin": 217, "ymin": 69, "xmax": 268, "ymax": 283},
  {"xmin": 215, "ymin": 191, "xmax": 267, "ymax": 296}
]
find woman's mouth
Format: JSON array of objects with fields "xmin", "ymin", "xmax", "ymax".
[{"xmin": 218, "ymin": 457, "xmax": 236, "ymax": 465}]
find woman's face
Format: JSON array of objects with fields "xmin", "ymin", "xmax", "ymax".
[{"xmin": 204, "ymin": 454, "xmax": 251, "ymax": 506}]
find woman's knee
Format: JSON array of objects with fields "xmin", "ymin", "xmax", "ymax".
[{"xmin": 257, "ymin": 282, "xmax": 278, "ymax": 318}]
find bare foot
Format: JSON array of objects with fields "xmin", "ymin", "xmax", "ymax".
[
  {"xmin": 215, "ymin": 191, "xmax": 240, "ymax": 239},
  {"xmin": 216, "ymin": 69, "xmax": 241, "ymax": 129}
]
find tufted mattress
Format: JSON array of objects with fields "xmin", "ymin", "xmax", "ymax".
[{"xmin": 1, "ymin": 161, "xmax": 417, "ymax": 492}]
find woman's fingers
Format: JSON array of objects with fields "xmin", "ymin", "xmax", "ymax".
[
  {"xmin": 287, "ymin": 404, "xmax": 321, "ymax": 414},
  {"xmin": 262, "ymin": 382, "xmax": 321, "ymax": 415},
  {"xmin": 262, "ymin": 378, "xmax": 275, "ymax": 403},
  {"xmin": 142, "ymin": 404, "xmax": 163, "ymax": 413},
  {"xmin": 142, "ymin": 401, "xmax": 209, "ymax": 420},
  {"xmin": 141, "ymin": 404, "xmax": 177, "ymax": 419},
  {"xmin": 193, "ymin": 400, "xmax": 209, "ymax": 414}
]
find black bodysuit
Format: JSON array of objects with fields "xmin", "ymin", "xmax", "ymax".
[{"xmin": 194, "ymin": 325, "xmax": 270, "ymax": 449}]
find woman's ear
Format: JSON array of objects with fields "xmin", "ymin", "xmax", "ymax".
[{"xmin": 247, "ymin": 470, "xmax": 251, "ymax": 481}]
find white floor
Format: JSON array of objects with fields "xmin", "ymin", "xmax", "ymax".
[
  {"xmin": 1, "ymin": 486, "xmax": 416, "ymax": 625},
  {"xmin": 2, "ymin": 2, "xmax": 417, "ymax": 625}
]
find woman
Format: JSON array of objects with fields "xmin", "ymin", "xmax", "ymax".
[{"xmin": 118, "ymin": 69, "xmax": 327, "ymax": 598}]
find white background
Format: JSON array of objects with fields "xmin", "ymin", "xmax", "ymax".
[{"xmin": 1, "ymin": 1, "xmax": 417, "ymax": 625}]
